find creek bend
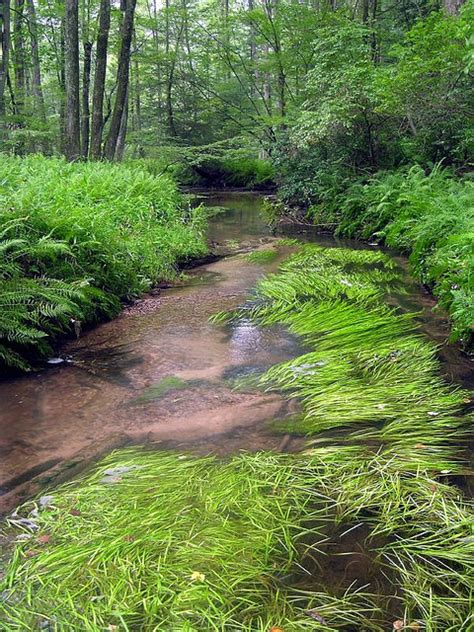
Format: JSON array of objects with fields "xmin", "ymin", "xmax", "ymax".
[{"xmin": 0, "ymin": 192, "xmax": 472, "ymax": 514}]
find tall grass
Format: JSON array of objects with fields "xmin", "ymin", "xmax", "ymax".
[
  {"xmin": 0, "ymin": 155, "xmax": 207, "ymax": 370},
  {"xmin": 307, "ymin": 166, "xmax": 474, "ymax": 346}
]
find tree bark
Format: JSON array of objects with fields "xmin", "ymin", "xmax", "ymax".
[
  {"xmin": 444, "ymin": 0, "xmax": 465, "ymax": 14},
  {"xmin": 12, "ymin": 0, "xmax": 25, "ymax": 113},
  {"xmin": 90, "ymin": 0, "xmax": 110, "ymax": 159},
  {"xmin": 0, "ymin": 0, "xmax": 11, "ymax": 122},
  {"xmin": 115, "ymin": 85, "xmax": 128, "ymax": 161},
  {"xmin": 26, "ymin": 0, "xmax": 45, "ymax": 119},
  {"xmin": 81, "ymin": 40, "xmax": 92, "ymax": 157},
  {"xmin": 103, "ymin": 0, "xmax": 136, "ymax": 160},
  {"xmin": 64, "ymin": 0, "xmax": 81, "ymax": 160}
]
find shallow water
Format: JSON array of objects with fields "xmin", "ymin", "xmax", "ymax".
[{"xmin": 0, "ymin": 191, "xmax": 472, "ymax": 514}]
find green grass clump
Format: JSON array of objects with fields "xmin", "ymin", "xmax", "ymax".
[
  {"xmin": 0, "ymin": 155, "xmax": 207, "ymax": 371},
  {"xmin": 318, "ymin": 166, "xmax": 473, "ymax": 347},
  {"xmin": 0, "ymin": 450, "xmax": 325, "ymax": 631},
  {"xmin": 2, "ymin": 446, "xmax": 472, "ymax": 631},
  {"xmin": 222, "ymin": 244, "xmax": 468, "ymax": 452},
  {"xmin": 246, "ymin": 248, "xmax": 279, "ymax": 264}
]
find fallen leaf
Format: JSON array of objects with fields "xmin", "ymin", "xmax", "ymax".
[
  {"xmin": 270, "ymin": 628, "xmax": 285, "ymax": 632},
  {"xmin": 304, "ymin": 609, "xmax": 327, "ymax": 624},
  {"xmin": 69, "ymin": 508, "xmax": 82, "ymax": 516},
  {"xmin": 190, "ymin": 571, "xmax": 205, "ymax": 582},
  {"xmin": 37, "ymin": 534, "xmax": 51, "ymax": 545}
]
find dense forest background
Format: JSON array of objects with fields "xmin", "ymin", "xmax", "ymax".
[{"xmin": 0, "ymin": 0, "xmax": 471, "ymax": 169}]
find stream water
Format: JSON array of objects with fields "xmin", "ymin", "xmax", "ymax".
[{"xmin": 0, "ymin": 191, "xmax": 472, "ymax": 515}]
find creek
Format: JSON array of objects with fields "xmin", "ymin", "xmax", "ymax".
[{"xmin": 0, "ymin": 191, "xmax": 472, "ymax": 515}]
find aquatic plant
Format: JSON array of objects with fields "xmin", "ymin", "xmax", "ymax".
[
  {"xmin": 246, "ymin": 248, "xmax": 279, "ymax": 264},
  {"xmin": 207, "ymin": 241, "xmax": 474, "ymax": 628},
  {"xmin": 2, "ymin": 445, "xmax": 472, "ymax": 631},
  {"xmin": 0, "ymin": 450, "xmax": 327, "ymax": 631}
]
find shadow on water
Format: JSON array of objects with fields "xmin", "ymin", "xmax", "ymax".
[{"xmin": 0, "ymin": 190, "xmax": 472, "ymax": 515}]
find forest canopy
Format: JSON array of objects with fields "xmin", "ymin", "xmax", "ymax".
[{"xmin": 0, "ymin": 0, "xmax": 471, "ymax": 170}]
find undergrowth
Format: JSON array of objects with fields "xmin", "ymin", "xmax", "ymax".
[
  {"xmin": 0, "ymin": 155, "xmax": 207, "ymax": 371},
  {"xmin": 304, "ymin": 166, "xmax": 474, "ymax": 347}
]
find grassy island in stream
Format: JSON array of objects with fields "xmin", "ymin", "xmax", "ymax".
[
  {"xmin": 0, "ymin": 156, "xmax": 207, "ymax": 372},
  {"xmin": 2, "ymin": 242, "xmax": 472, "ymax": 631}
]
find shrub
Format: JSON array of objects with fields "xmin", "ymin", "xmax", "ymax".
[
  {"xmin": 0, "ymin": 155, "xmax": 207, "ymax": 370},
  {"xmin": 333, "ymin": 166, "xmax": 474, "ymax": 346}
]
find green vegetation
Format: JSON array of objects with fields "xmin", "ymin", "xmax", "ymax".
[
  {"xmin": 2, "ymin": 242, "xmax": 472, "ymax": 631},
  {"xmin": 246, "ymin": 247, "xmax": 279, "ymax": 264},
  {"xmin": 227, "ymin": 244, "xmax": 470, "ymax": 455},
  {"xmin": 0, "ymin": 156, "xmax": 207, "ymax": 371},
  {"xmin": 273, "ymin": 167, "xmax": 473, "ymax": 347}
]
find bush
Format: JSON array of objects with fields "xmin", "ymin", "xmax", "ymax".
[
  {"xmin": 326, "ymin": 166, "xmax": 473, "ymax": 346},
  {"xmin": 178, "ymin": 157, "xmax": 275, "ymax": 189},
  {"xmin": 0, "ymin": 155, "xmax": 208, "ymax": 371}
]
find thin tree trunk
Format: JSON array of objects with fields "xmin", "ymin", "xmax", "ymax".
[
  {"xmin": 164, "ymin": 0, "xmax": 175, "ymax": 136},
  {"xmin": 90, "ymin": 0, "xmax": 110, "ymax": 159},
  {"xmin": 59, "ymin": 19, "xmax": 66, "ymax": 153},
  {"xmin": 0, "ymin": 0, "xmax": 11, "ymax": 124},
  {"xmin": 12, "ymin": 0, "xmax": 25, "ymax": 113},
  {"xmin": 81, "ymin": 40, "xmax": 92, "ymax": 157},
  {"xmin": 103, "ymin": 0, "xmax": 136, "ymax": 160},
  {"xmin": 248, "ymin": 0, "xmax": 256, "ymax": 97},
  {"xmin": 444, "ymin": 0, "xmax": 465, "ymax": 14},
  {"xmin": 115, "ymin": 85, "xmax": 128, "ymax": 161},
  {"xmin": 26, "ymin": 0, "xmax": 45, "ymax": 119},
  {"xmin": 64, "ymin": 0, "xmax": 80, "ymax": 160}
]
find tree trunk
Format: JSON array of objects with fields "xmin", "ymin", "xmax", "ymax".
[
  {"xmin": 115, "ymin": 85, "xmax": 128, "ymax": 161},
  {"xmin": 12, "ymin": 0, "xmax": 25, "ymax": 113},
  {"xmin": 64, "ymin": 0, "xmax": 81, "ymax": 160},
  {"xmin": 103, "ymin": 0, "xmax": 136, "ymax": 160},
  {"xmin": 444, "ymin": 0, "xmax": 465, "ymax": 14},
  {"xmin": 0, "ymin": 0, "xmax": 11, "ymax": 123},
  {"xmin": 26, "ymin": 0, "xmax": 45, "ymax": 119},
  {"xmin": 90, "ymin": 0, "xmax": 110, "ymax": 159},
  {"xmin": 81, "ymin": 40, "xmax": 92, "ymax": 157}
]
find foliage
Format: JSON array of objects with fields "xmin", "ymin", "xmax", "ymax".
[
  {"xmin": 0, "ymin": 156, "xmax": 207, "ymax": 370},
  {"xmin": 319, "ymin": 166, "xmax": 474, "ymax": 345}
]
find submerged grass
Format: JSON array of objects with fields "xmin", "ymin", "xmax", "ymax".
[
  {"xmin": 2, "ymin": 241, "xmax": 473, "ymax": 631},
  {"xmin": 1, "ymin": 450, "xmax": 326, "ymax": 631},
  {"xmin": 1, "ymin": 447, "xmax": 472, "ymax": 631}
]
